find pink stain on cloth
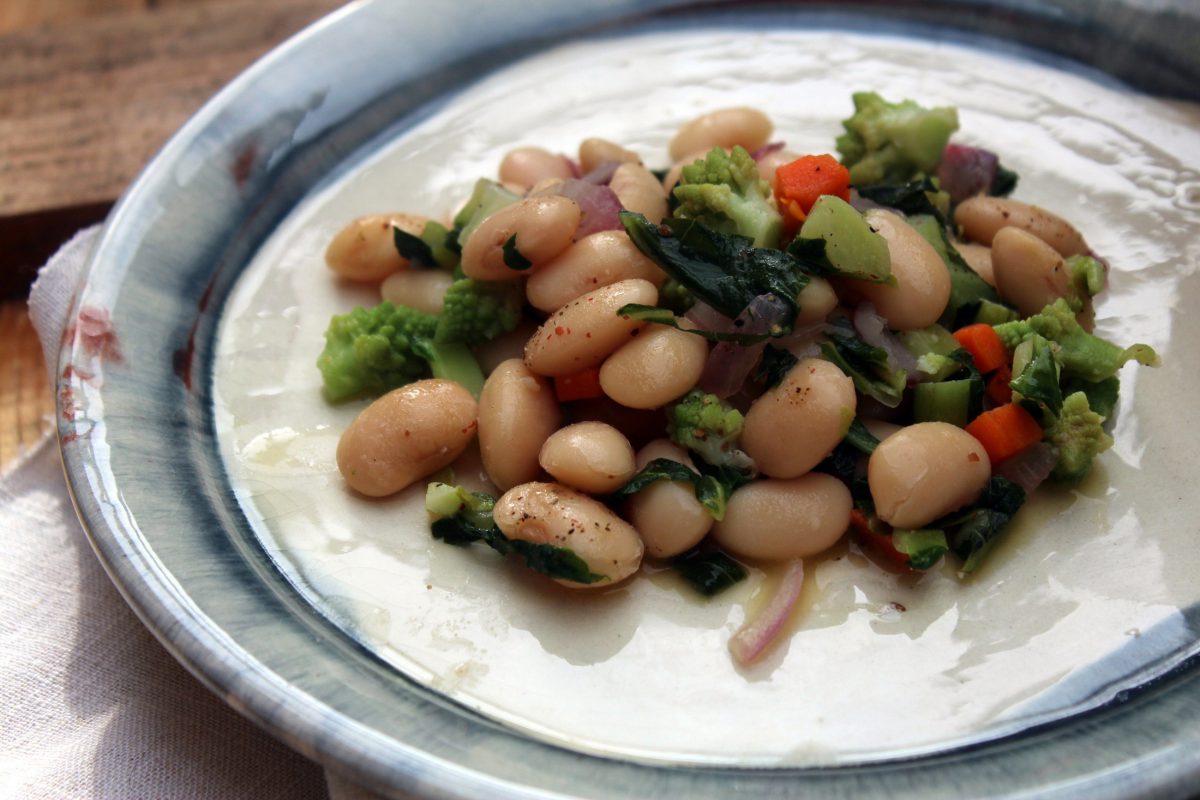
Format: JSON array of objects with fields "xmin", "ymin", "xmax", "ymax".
[{"xmin": 5, "ymin": 228, "xmax": 386, "ymax": 800}]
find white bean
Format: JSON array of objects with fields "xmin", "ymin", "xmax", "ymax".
[
  {"xmin": 578, "ymin": 138, "xmax": 641, "ymax": 174},
  {"xmin": 954, "ymin": 196, "xmax": 1089, "ymax": 257},
  {"xmin": 336, "ymin": 379, "xmax": 477, "ymax": 497},
  {"xmin": 868, "ymin": 422, "xmax": 991, "ymax": 529},
  {"xmin": 325, "ymin": 213, "xmax": 427, "ymax": 282},
  {"xmin": 478, "ymin": 359, "xmax": 561, "ymax": 491},
  {"xmin": 990, "ymin": 226, "xmax": 1071, "ymax": 317},
  {"xmin": 626, "ymin": 440, "xmax": 713, "ymax": 559},
  {"xmin": 538, "ymin": 422, "xmax": 636, "ymax": 494},
  {"xmin": 712, "ymin": 474, "xmax": 852, "ymax": 560},
  {"xmin": 526, "ymin": 231, "xmax": 666, "ymax": 314},
  {"xmin": 610, "ymin": 162, "xmax": 669, "ymax": 224},
  {"xmin": 848, "ymin": 209, "xmax": 951, "ymax": 330},
  {"xmin": 461, "ymin": 196, "xmax": 581, "ymax": 281},
  {"xmin": 524, "ymin": 279, "xmax": 658, "ymax": 377},
  {"xmin": 668, "ymin": 107, "xmax": 773, "ymax": 162},
  {"xmin": 493, "ymin": 482, "xmax": 644, "ymax": 587},
  {"xmin": 599, "ymin": 322, "xmax": 708, "ymax": 410},
  {"xmin": 498, "ymin": 147, "xmax": 575, "ymax": 191}
]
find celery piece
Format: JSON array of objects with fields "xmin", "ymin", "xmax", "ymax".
[{"xmin": 913, "ymin": 379, "xmax": 973, "ymax": 427}]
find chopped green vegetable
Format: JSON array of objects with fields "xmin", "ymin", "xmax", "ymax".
[
  {"xmin": 990, "ymin": 163, "xmax": 1019, "ymax": 197},
  {"xmin": 1061, "ymin": 375, "xmax": 1119, "ymax": 419},
  {"xmin": 1009, "ymin": 334, "xmax": 1062, "ymax": 417},
  {"xmin": 667, "ymin": 390, "xmax": 756, "ymax": 485},
  {"xmin": 941, "ymin": 476, "xmax": 1026, "ymax": 573},
  {"xmin": 853, "ymin": 176, "xmax": 949, "ymax": 224},
  {"xmin": 836, "ymin": 91, "xmax": 960, "ymax": 185},
  {"xmin": 900, "ymin": 323, "xmax": 961, "ymax": 358},
  {"xmin": 789, "ymin": 195, "xmax": 894, "ymax": 283},
  {"xmin": 994, "ymin": 299, "xmax": 1159, "ymax": 383},
  {"xmin": 673, "ymin": 550, "xmax": 747, "ymax": 596},
  {"xmin": 907, "ymin": 213, "xmax": 1001, "ymax": 327},
  {"xmin": 658, "ymin": 278, "xmax": 696, "ymax": 314},
  {"xmin": 317, "ymin": 302, "xmax": 439, "ymax": 402},
  {"xmin": 973, "ymin": 299, "xmax": 1019, "ymax": 326},
  {"xmin": 673, "ymin": 145, "xmax": 783, "ymax": 248},
  {"xmin": 892, "ymin": 528, "xmax": 950, "ymax": 570},
  {"xmin": 913, "ymin": 379, "xmax": 973, "ymax": 427},
  {"xmin": 434, "ymin": 278, "xmax": 523, "ymax": 348},
  {"xmin": 844, "ymin": 417, "xmax": 881, "ymax": 455},
  {"xmin": 426, "ymin": 482, "xmax": 605, "ymax": 584},
  {"xmin": 393, "ymin": 221, "xmax": 458, "ymax": 270},
  {"xmin": 501, "ymin": 234, "xmax": 532, "ymax": 271},
  {"xmin": 754, "ymin": 345, "xmax": 799, "ymax": 390},
  {"xmin": 820, "ymin": 316, "xmax": 907, "ymax": 408},
  {"xmin": 620, "ymin": 211, "xmax": 807, "ymax": 328},
  {"xmin": 449, "ymin": 179, "xmax": 521, "ymax": 257},
  {"xmin": 1043, "ymin": 391, "xmax": 1113, "ymax": 482}
]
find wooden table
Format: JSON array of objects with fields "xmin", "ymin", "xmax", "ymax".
[{"xmin": 0, "ymin": 0, "xmax": 345, "ymax": 472}]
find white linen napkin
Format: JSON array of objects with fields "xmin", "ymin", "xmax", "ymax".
[{"xmin": 2, "ymin": 228, "xmax": 389, "ymax": 800}]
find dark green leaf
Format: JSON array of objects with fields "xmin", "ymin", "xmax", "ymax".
[
  {"xmin": 856, "ymin": 178, "xmax": 947, "ymax": 225},
  {"xmin": 820, "ymin": 317, "xmax": 907, "ymax": 408},
  {"xmin": 674, "ymin": 551, "xmax": 747, "ymax": 596},
  {"xmin": 507, "ymin": 540, "xmax": 606, "ymax": 584},
  {"xmin": 989, "ymin": 163, "xmax": 1019, "ymax": 197},
  {"xmin": 502, "ymin": 234, "xmax": 533, "ymax": 271},
  {"xmin": 1010, "ymin": 337, "xmax": 1063, "ymax": 417},
  {"xmin": 755, "ymin": 345, "xmax": 799, "ymax": 389},
  {"xmin": 617, "ymin": 304, "xmax": 777, "ymax": 345},
  {"xmin": 393, "ymin": 226, "xmax": 437, "ymax": 267},
  {"xmin": 619, "ymin": 211, "xmax": 806, "ymax": 327},
  {"xmin": 614, "ymin": 458, "xmax": 728, "ymax": 520},
  {"xmin": 1062, "ymin": 375, "xmax": 1119, "ymax": 420},
  {"xmin": 940, "ymin": 476, "xmax": 1026, "ymax": 572},
  {"xmin": 844, "ymin": 418, "xmax": 881, "ymax": 454},
  {"xmin": 892, "ymin": 528, "xmax": 949, "ymax": 570}
]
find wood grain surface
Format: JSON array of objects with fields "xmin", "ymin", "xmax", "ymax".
[{"xmin": 0, "ymin": 0, "xmax": 346, "ymax": 472}]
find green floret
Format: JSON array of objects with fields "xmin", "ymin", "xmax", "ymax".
[
  {"xmin": 318, "ymin": 299, "xmax": 488, "ymax": 402},
  {"xmin": 672, "ymin": 146, "xmax": 783, "ymax": 248},
  {"xmin": 993, "ymin": 298, "xmax": 1159, "ymax": 383},
  {"xmin": 658, "ymin": 278, "xmax": 695, "ymax": 314},
  {"xmin": 317, "ymin": 302, "xmax": 439, "ymax": 402},
  {"xmin": 1044, "ymin": 391, "xmax": 1113, "ymax": 482},
  {"xmin": 667, "ymin": 390, "xmax": 755, "ymax": 481},
  {"xmin": 435, "ymin": 278, "xmax": 522, "ymax": 347},
  {"xmin": 836, "ymin": 91, "xmax": 959, "ymax": 185}
]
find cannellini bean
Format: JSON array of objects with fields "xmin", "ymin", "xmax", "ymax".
[
  {"xmin": 742, "ymin": 358, "xmax": 857, "ymax": 479},
  {"xmin": 848, "ymin": 209, "xmax": 951, "ymax": 330},
  {"xmin": 610, "ymin": 162, "xmax": 669, "ymax": 223},
  {"xmin": 379, "ymin": 269, "xmax": 454, "ymax": 314},
  {"xmin": 868, "ymin": 422, "xmax": 991, "ymax": 529},
  {"xmin": 568, "ymin": 397, "xmax": 670, "ymax": 450},
  {"xmin": 955, "ymin": 242, "xmax": 995, "ymax": 287},
  {"xmin": 756, "ymin": 147, "xmax": 800, "ymax": 190},
  {"xmin": 498, "ymin": 147, "xmax": 575, "ymax": 191},
  {"xmin": 579, "ymin": 138, "xmax": 641, "ymax": 174},
  {"xmin": 626, "ymin": 440, "xmax": 713, "ymax": 559},
  {"xmin": 795, "ymin": 277, "xmax": 839, "ymax": 326},
  {"xmin": 524, "ymin": 279, "xmax": 658, "ymax": 377},
  {"xmin": 990, "ymin": 226, "xmax": 1072, "ymax": 318},
  {"xmin": 325, "ymin": 213, "xmax": 427, "ymax": 282},
  {"xmin": 526, "ymin": 231, "xmax": 666, "ymax": 313},
  {"xmin": 336, "ymin": 379, "xmax": 477, "ymax": 497},
  {"xmin": 461, "ymin": 196, "xmax": 581, "ymax": 281},
  {"xmin": 954, "ymin": 196, "xmax": 1089, "ymax": 257},
  {"xmin": 493, "ymin": 482, "xmax": 644, "ymax": 587},
  {"xmin": 712, "ymin": 473, "xmax": 852, "ymax": 560},
  {"xmin": 478, "ymin": 359, "xmax": 561, "ymax": 491},
  {"xmin": 668, "ymin": 107, "xmax": 773, "ymax": 162},
  {"xmin": 538, "ymin": 421, "xmax": 636, "ymax": 494},
  {"xmin": 599, "ymin": 323, "xmax": 707, "ymax": 409}
]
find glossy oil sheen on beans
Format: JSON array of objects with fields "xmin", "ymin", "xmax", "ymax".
[
  {"xmin": 460, "ymin": 196, "xmax": 581, "ymax": 281},
  {"xmin": 609, "ymin": 162, "xmax": 669, "ymax": 223},
  {"xmin": 526, "ymin": 231, "xmax": 666, "ymax": 313},
  {"xmin": 538, "ymin": 422, "xmax": 636, "ymax": 494},
  {"xmin": 493, "ymin": 482, "xmax": 644, "ymax": 587},
  {"xmin": 325, "ymin": 213, "xmax": 427, "ymax": 282},
  {"xmin": 477, "ymin": 359, "xmax": 561, "ymax": 491},
  {"xmin": 868, "ymin": 422, "xmax": 991, "ymax": 529},
  {"xmin": 336, "ymin": 379, "xmax": 477, "ymax": 497},
  {"xmin": 742, "ymin": 358, "xmax": 856, "ymax": 479},
  {"xmin": 599, "ymin": 323, "xmax": 708, "ymax": 410},
  {"xmin": 524, "ymin": 279, "xmax": 658, "ymax": 377},
  {"xmin": 712, "ymin": 473, "xmax": 852, "ymax": 560}
]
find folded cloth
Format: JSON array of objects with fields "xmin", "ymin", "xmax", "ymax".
[{"xmin": 3, "ymin": 229, "xmax": 386, "ymax": 799}]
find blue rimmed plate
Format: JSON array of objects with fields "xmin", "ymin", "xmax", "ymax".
[{"xmin": 60, "ymin": 1, "xmax": 1200, "ymax": 797}]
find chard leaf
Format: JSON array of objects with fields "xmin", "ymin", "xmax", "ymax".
[
  {"xmin": 820, "ymin": 317, "xmax": 907, "ymax": 408},
  {"xmin": 892, "ymin": 528, "xmax": 949, "ymax": 570},
  {"xmin": 502, "ymin": 234, "xmax": 533, "ymax": 271},
  {"xmin": 506, "ymin": 540, "xmax": 606, "ymax": 585},
  {"xmin": 674, "ymin": 550, "xmax": 747, "ymax": 596},
  {"xmin": 614, "ymin": 458, "xmax": 729, "ymax": 521},
  {"xmin": 844, "ymin": 418, "xmax": 881, "ymax": 455},
  {"xmin": 617, "ymin": 304, "xmax": 777, "ymax": 345},
  {"xmin": 619, "ymin": 211, "xmax": 806, "ymax": 328},
  {"xmin": 755, "ymin": 345, "xmax": 799, "ymax": 389},
  {"xmin": 1010, "ymin": 335, "xmax": 1062, "ymax": 417},
  {"xmin": 939, "ymin": 476, "xmax": 1026, "ymax": 572},
  {"xmin": 855, "ymin": 177, "xmax": 948, "ymax": 224},
  {"xmin": 394, "ymin": 226, "xmax": 437, "ymax": 267},
  {"xmin": 990, "ymin": 163, "xmax": 1019, "ymax": 197}
]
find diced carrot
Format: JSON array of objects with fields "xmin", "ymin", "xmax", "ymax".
[
  {"xmin": 986, "ymin": 364, "xmax": 1013, "ymax": 405},
  {"xmin": 775, "ymin": 154, "xmax": 851, "ymax": 228},
  {"xmin": 953, "ymin": 323, "xmax": 1009, "ymax": 373},
  {"xmin": 554, "ymin": 366, "xmax": 604, "ymax": 402},
  {"xmin": 964, "ymin": 403, "xmax": 1044, "ymax": 464}
]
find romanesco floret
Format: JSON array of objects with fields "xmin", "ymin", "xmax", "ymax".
[
  {"xmin": 1044, "ymin": 391, "xmax": 1113, "ymax": 482},
  {"xmin": 667, "ymin": 390, "xmax": 756, "ymax": 477},
  {"xmin": 317, "ymin": 302, "xmax": 438, "ymax": 402},
  {"xmin": 672, "ymin": 146, "xmax": 783, "ymax": 248},
  {"xmin": 993, "ymin": 298, "xmax": 1159, "ymax": 383},
  {"xmin": 836, "ymin": 91, "xmax": 959, "ymax": 186},
  {"xmin": 435, "ymin": 278, "xmax": 522, "ymax": 346}
]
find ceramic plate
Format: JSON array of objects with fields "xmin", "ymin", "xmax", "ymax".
[{"xmin": 59, "ymin": 1, "xmax": 1200, "ymax": 797}]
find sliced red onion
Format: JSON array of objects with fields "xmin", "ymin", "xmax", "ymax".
[
  {"xmin": 565, "ymin": 157, "xmax": 582, "ymax": 179},
  {"xmin": 539, "ymin": 179, "xmax": 623, "ymax": 237},
  {"xmin": 853, "ymin": 303, "xmax": 918, "ymax": 374},
  {"xmin": 581, "ymin": 160, "xmax": 621, "ymax": 186},
  {"xmin": 750, "ymin": 141, "xmax": 786, "ymax": 161},
  {"xmin": 729, "ymin": 559, "xmax": 805, "ymax": 666},
  {"xmin": 937, "ymin": 144, "xmax": 999, "ymax": 204},
  {"xmin": 685, "ymin": 301, "xmax": 734, "ymax": 333},
  {"xmin": 698, "ymin": 294, "xmax": 792, "ymax": 398},
  {"xmin": 995, "ymin": 442, "xmax": 1059, "ymax": 494}
]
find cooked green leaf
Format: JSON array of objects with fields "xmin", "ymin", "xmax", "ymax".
[{"xmin": 674, "ymin": 550, "xmax": 747, "ymax": 596}]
